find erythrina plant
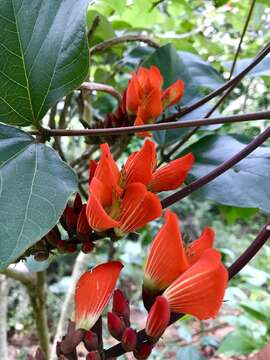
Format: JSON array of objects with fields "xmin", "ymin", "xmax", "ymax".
[
  {"xmin": 2, "ymin": 3, "xmax": 270, "ymax": 359},
  {"xmin": 86, "ymin": 139, "xmax": 194, "ymax": 236}
]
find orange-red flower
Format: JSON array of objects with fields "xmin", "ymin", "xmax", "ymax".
[
  {"xmin": 75, "ymin": 261, "xmax": 123, "ymax": 330},
  {"xmin": 126, "ymin": 65, "xmax": 184, "ymax": 135},
  {"xmin": 86, "ymin": 140, "xmax": 194, "ymax": 236},
  {"xmin": 144, "ymin": 210, "xmax": 228, "ymax": 324}
]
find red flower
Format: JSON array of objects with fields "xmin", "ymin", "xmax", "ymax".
[
  {"xmin": 75, "ymin": 261, "xmax": 123, "ymax": 330},
  {"xmin": 86, "ymin": 140, "xmax": 194, "ymax": 235},
  {"xmin": 144, "ymin": 210, "xmax": 228, "ymax": 321},
  {"xmin": 145, "ymin": 296, "xmax": 170, "ymax": 340},
  {"xmin": 126, "ymin": 65, "xmax": 184, "ymax": 135}
]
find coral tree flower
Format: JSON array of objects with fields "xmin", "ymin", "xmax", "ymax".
[
  {"xmin": 75, "ymin": 261, "xmax": 123, "ymax": 330},
  {"xmin": 86, "ymin": 140, "xmax": 194, "ymax": 236},
  {"xmin": 126, "ymin": 65, "xmax": 184, "ymax": 135},
  {"xmin": 144, "ymin": 210, "xmax": 228, "ymax": 339}
]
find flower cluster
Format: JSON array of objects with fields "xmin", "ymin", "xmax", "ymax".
[
  {"xmin": 104, "ymin": 65, "xmax": 184, "ymax": 137},
  {"xmin": 126, "ymin": 65, "xmax": 184, "ymax": 135},
  {"xmin": 86, "ymin": 139, "xmax": 194, "ymax": 236},
  {"xmin": 60, "ymin": 210, "xmax": 228, "ymax": 359}
]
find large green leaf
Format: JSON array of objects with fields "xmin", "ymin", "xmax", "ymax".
[
  {"xmin": 0, "ymin": 124, "xmax": 77, "ymax": 269},
  {"xmin": 218, "ymin": 332, "xmax": 256, "ymax": 356},
  {"xmin": 184, "ymin": 134, "xmax": 270, "ymax": 212},
  {"xmin": 0, "ymin": 0, "xmax": 90, "ymax": 126}
]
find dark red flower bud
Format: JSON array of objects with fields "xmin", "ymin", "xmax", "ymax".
[
  {"xmin": 86, "ymin": 351, "xmax": 101, "ymax": 360},
  {"xmin": 121, "ymin": 327, "xmax": 137, "ymax": 352},
  {"xmin": 134, "ymin": 342, "xmax": 153, "ymax": 360},
  {"xmin": 81, "ymin": 242, "xmax": 94, "ymax": 254},
  {"xmin": 145, "ymin": 296, "xmax": 170, "ymax": 341},
  {"xmin": 112, "ymin": 289, "xmax": 130, "ymax": 325},
  {"xmin": 66, "ymin": 244, "xmax": 77, "ymax": 253},
  {"xmin": 57, "ymin": 240, "xmax": 67, "ymax": 252},
  {"xmin": 73, "ymin": 193, "xmax": 83, "ymax": 214},
  {"xmin": 65, "ymin": 206, "xmax": 78, "ymax": 232},
  {"xmin": 84, "ymin": 330, "xmax": 98, "ymax": 351},
  {"xmin": 34, "ymin": 252, "xmax": 49, "ymax": 262},
  {"xmin": 77, "ymin": 204, "xmax": 91, "ymax": 239},
  {"xmin": 107, "ymin": 312, "xmax": 125, "ymax": 340},
  {"xmin": 45, "ymin": 226, "xmax": 61, "ymax": 246}
]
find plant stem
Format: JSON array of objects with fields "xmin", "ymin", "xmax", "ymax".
[
  {"xmin": 30, "ymin": 110, "xmax": 270, "ymax": 137},
  {"xmin": 29, "ymin": 272, "xmax": 50, "ymax": 360},
  {"xmin": 89, "ymin": 35, "xmax": 159, "ymax": 55},
  {"xmin": 161, "ymin": 126, "xmax": 270, "ymax": 208},
  {"xmin": 229, "ymin": 0, "xmax": 257, "ymax": 79}
]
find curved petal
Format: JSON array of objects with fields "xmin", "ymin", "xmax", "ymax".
[
  {"xmin": 137, "ymin": 87, "xmax": 163, "ymax": 121},
  {"xmin": 144, "ymin": 210, "xmax": 189, "ymax": 291},
  {"xmin": 126, "ymin": 72, "xmax": 141, "ymax": 114},
  {"xmin": 163, "ymin": 249, "xmax": 228, "ymax": 320},
  {"xmin": 117, "ymin": 183, "xmax": 162, "ymax": 234},
  {"xmin": 95, "ymin": 143, "xmax": 121, "ymax": 194},
  {"xmin": 149, "ymin": 153, "xmax": 194, "ymax": 193},
  {"xmin": 149, "ymin": 65, "xmax": 163, "ymax": 89},
  {"xmin": 146, "ymin": 296, "xmax": 170, "ymax": 340},
  {"xmin": 123, "ymin": 140, "xmax": 156, "ymax": 186},
  {"xmin": 187, "ymin": 227, "xmax": 215, "ymax": 265},
  {"xmin": 162, "ymin": 80, "xmax": 184, "ymax": 108},
  {"xmin": 89, "ymin": 177, "xmax": 113, "ymax": 207},
  {"xmin": 75, "ymin": 261, "xmax": 123, "ymax": 330},
  {"xmin": 86, "ymin": 195, "xmax": 119, "ymax": 232},
  {"xmin": 88, "ymin": 160, "xmax": 98, "ymax": 190}
]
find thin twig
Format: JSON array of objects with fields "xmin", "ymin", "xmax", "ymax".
[
  {"xmin": 161, "ymin": 126, "xmax": 270, "ymax": 208},
  {"xmin": 229, "ymin": 0, "xmax": 257, "ymax": 79},
  {"xmin": 88, "ymin": 15, "xmax": 100, "ymax": 41},
  {"xmin": 80, "ymin": 82, "xmax": 122, "ymax": 103},
  {"xmin": 89, "ymin": 35, "xmax": 160, "ymax": 55},
  {"xmin": 30, "ymin": 110, "xmax": 270, "ymax": 137}
]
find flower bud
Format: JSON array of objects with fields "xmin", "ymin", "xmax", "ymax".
[
  {"xmin": 65, "ymin": 206, "xmax": 78, "ymax": 232},
  {"xmin": 45, "ymin": 227, "xmax": 61, "ymax": 246},
  {"xmin": 57, "ymin": 240, "xmax": 67, "ymax": 253},
  {"xmin": 134, "ymin": 342, "xmax": 153, "ymax": 359},
  {"xmin": 77, "ymin": 205, "xmax": 91, "ymax": 239},
  {"xmin": 112, "ymin": 289, "xmax": 130, "ymax": 325},
  {"xmin": 73, "ymin": 193, "xmax": 83, "ymax": 214},
  {"xmin": 82, "ymin": 242, "xmax": 94, "ymax": 254},
  {"xmin": 145, "ymin": 296, "xmax": 170, "ymax": 341},
  {"xmin": 84, "ymin": 330, "xmax": 99, "ymax": 351},
  {"xmin": 121, "ymin": 327, "xmax": 137, "ymax": 352},
  {"xmin": 86, "ymin": 351, "xmax": 101, "ymax": 360},
  {"xmin": 107, "ymin": 312, "xmax": 125, "ymax": 340},
  {"xmin": 66, "ymin": 244, "xmax": 77, "ymax": 253},
  {"xmin": 34, "ymin": 251, "xmax": 49, "ymax": 262}
]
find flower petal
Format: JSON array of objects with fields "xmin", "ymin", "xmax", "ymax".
[
  {"xmin": 146, "ymin": 296, "xmax": 170, "ymax": 340},
  {"xmin": 163, "ymin": 248, "xmax": 228, "ymax": 320},
  {"xmin": 137, "ymin": 87, "xmax": 163, "ymax": 121},
  {"xmin": 123, "ymin": 140, "xmax": 156, "ymax": 186},
  {"xmin": 187, "ymin": 227, "xmax": 215, "ymax": 265},
  {"xmin": 88, "ymin": 160, "xmax": 98, "ymax": 190},
  {"xmin": 149, "ymin": 153, "xmax": 194, "ymax": 193},
  {"xmin": 162, "ymin": 80, "xmax": 184, "ymax": 108},
  {"xmin": 144, "ymin": 210, "xmax": 189, "ymax": 291},
  {"xmin": 75, "ymin": 261, "xmax": 123, "ymax": 330},
  {"xmin": 117, "ymin": 183, "xmax": 162, "ymax": 234},
  {"xmin": 126, "ymin": 72, "xmax": 141, "ymax": 114},
  {"xmin": 86, "ymin": 195, "xmax": 119, "ymax": 232},
  {"xmin": 94, "ymin": 143, "xmax": 121, "ymax": 194},
  {"xmin": 149, "ymin": 65, "xmax": 163, "ymax": 89}
]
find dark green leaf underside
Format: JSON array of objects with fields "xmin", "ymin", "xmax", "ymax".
[{"xmin": 0, "ymin": 124, "xmax": 77, "ymax": 269}]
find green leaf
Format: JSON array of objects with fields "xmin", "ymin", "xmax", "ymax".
[
  {"xmin": 0, "ymin": 124, "xmax": 77, "ymax": 269},
  {"xmin": 0, "ymin": 0, "xmax": 90, "ymax": 126},
  {"xmin": 219, "ymin": 205, "xmax": 258, "ymax": 224},
  {"xmin": 87, "ymin": 10, "xmax": 115, "ymax": 45},
  {"xmin": 213, "ymin": 0, "xmax": 229, "ymax": 7},
  {"xmin": 184, "ymin": 134, "xmax": 270, "ymax": 212},
  {"xmin": 177, "ymin": 346, "xmax": 206, "ymax": 360},
  {"xmin": 218, "ymin": 331, "xmax": 256, "ymax": 355}
]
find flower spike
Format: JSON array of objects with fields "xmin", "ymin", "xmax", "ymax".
[{"xmin": 75, "ymin": 261, "xmax": 123, "ymax": 330}]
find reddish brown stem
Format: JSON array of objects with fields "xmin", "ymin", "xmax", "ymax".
[{"xmin": 31, "ymin": 110, "xmax": 270, "ymax": 137}]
